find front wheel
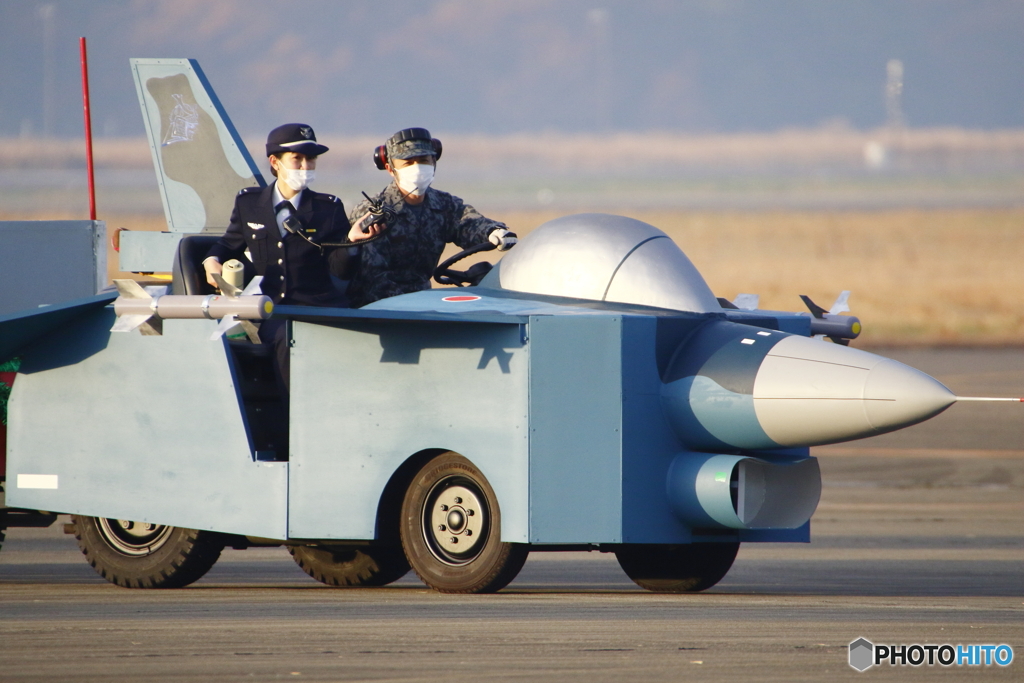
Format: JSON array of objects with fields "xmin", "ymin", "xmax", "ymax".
[
  {"xmin": 289, "ymin": 543, "xmax": 409, "ymax": 587},
  {"xmin": 72, "ymin": 515, "xmax": 224, "ymax": 588},
  {"xmin": 400, "ymin": 452, "xmax": 527, "ymax": 593},
  {"xmin": 615, "ymin": 542, "xmax": 739, "ymax": 592}
]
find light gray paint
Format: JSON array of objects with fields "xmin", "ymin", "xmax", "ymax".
[
  {"xmin": 0, "ymin": 221, "xmax": 106, "ymax": 316},
  {"xmin": 753, "ymin": 335, "xmax": 956, "ymax": 446},
  {"xmin": 117, "ymin": 230, "xmax": 191, "ymax": 273},
  {"xmin": 527, "ymin": 315, "xmax": 624, "ymax": 543},
  {"xmin": 490, "ymin": 213, "xmax": 720, "ymax": 313},
  {"xmin": 287, "ymin": 319, "xmax": 531, "ymax": 542},
  {"xmin": 131, "ymin": 59, "xmax": 262, "ymax": 233},
  {"xmin": 6, "ymin": 313, "xmax": 288, "ymax": 538}
]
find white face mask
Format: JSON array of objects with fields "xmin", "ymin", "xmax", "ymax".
[
  {"xmin": 394, "ymin": 163, "xmax": 434, "ymax": 196},
  {"xmin": 280, "ymin": 168, "xmax": 315, "ymax": 193}
]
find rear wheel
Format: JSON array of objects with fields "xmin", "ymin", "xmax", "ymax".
[
  {"xmin": 289, "ymin": 543, "xmax": 409, "ymax": 587},
  {"xmin": 615, "ymin": 542, "xmax": 739, "ymax": 592},
  {"xmin": 400, "ymin": 452, "xmax": 527, "ymax": 593},
  {"xmin": 72, "ymin": 515, "xmax": 224, "ymax": 588}
]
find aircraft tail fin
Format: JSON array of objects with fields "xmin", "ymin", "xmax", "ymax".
[{"xmin": 130, "ymin": 58, "xmax": 266, "ymax": 233}]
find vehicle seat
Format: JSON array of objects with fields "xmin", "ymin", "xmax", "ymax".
[{"xmin": 171, "ymin": 235, "xmax": 254, "ymax": 295}]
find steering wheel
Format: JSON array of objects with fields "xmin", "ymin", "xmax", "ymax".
[{"xmin": 433, "ymin": 242, "xmax": 497, "ymax": 287}]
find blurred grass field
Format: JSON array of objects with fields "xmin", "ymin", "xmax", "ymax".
[
  {"xmin": 481, "ymin": 208, "xmax": 1024, "ymax": 346},
  {"xmin": 3, "ymin": 207, "xmax": 1021, "ymax": 346}
]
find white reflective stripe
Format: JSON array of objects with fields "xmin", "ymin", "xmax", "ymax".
[
  {"xmin": 17, "ymin": 474, "xmax": 58, "ymax": 489},
  {"xmin": 741, "ymin": 339, "xmax": 755, "ymax": 345},
  {"xmin": 279, "ymin": 140, "xmax": 319, "ymax": 147}
]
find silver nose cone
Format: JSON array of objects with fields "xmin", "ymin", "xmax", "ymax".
[
  {"xmin": 752, "ymin": 336, "xmax": 955, "ymax": 447},
  {"xmin": 862, "ymin": 358, "xmax": 957, "ymax": 432}
]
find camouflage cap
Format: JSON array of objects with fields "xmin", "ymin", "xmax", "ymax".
[{"xmin": 386, "ymin": 127, "xmax": 439, "ymax": 161}]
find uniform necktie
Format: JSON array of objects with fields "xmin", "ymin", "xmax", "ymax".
[{"xmin": 275, "ymin": 200, "xmax": 297, "ymax": 237}]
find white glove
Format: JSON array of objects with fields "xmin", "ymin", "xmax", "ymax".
[{"xmin": 488, "ymin": 228, "xmax": 518, "ymax": 251}]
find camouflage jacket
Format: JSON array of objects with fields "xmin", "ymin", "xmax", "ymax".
[{"xmin": 346, "ymin": 183, "xmax": 507, "ymax": 307}]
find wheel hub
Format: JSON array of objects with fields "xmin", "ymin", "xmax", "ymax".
[
  {"xmin": 425, "ymin": 483, "xmax": 487, "ymax": 564},
  {"xmin": 97, "ymin": 518, "xmax": 172, "ymax": 556}
]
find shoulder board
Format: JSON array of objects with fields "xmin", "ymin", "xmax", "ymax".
[
  {"xmin": 310, "ymin": 191, "xmax": 340, "ymax": 203},
  {"xmin": 238, "ymin": 186, "xmax": 261, "ymax": 195}
]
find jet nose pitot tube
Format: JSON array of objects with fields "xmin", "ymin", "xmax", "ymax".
[{"xmin": 661, "ymin": 321, "xmax": 956, "ymax": 450}]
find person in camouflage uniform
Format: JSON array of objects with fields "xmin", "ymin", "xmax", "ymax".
[{"xmin": 344, "ymin": 127, "xmax": 517, "ymax": 307}]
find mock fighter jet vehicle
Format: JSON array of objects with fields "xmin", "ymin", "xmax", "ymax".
[{"xmin": 1, "ymin": 60, "xmax": 1018, "ymax": 594}]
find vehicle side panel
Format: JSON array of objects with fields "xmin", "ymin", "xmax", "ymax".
[
  {"xmin": 287, "ymin": 319, "xmax": 530, "ymax": 542},
  {"xmin": 6, "ymin": 310, "xmax": 288, "ymax": 538},
  {"xmin": 527, "ymin": 315, "xmax": 623, "ymax": 543}
]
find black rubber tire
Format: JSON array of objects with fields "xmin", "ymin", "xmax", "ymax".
[
  {"xmin": 72, "ymin": 515, "xmax": 224, "ymax": 588},
  {"xmin": 400, "ymin": 452, "xmax": 527, "ymax": 594},
  {"xmin": 289, "ymin": 543, "xmax": 409, "ymax": 587},
  {"xmin": 615, "ymin": 542, "xmax": 740, "ymax": 593}
]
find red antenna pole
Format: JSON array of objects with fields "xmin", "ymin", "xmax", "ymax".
[{"xmin": 80, "ymin": 36, "xmax": 97, "ymax": 220}]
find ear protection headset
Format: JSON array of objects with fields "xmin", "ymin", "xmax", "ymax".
[{"xmin": 373, "ymin": 127, "xmax": 443, "ymax": 170}]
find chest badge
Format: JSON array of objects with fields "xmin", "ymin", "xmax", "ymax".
[{"xmin": 247, "ymin": 222, "xmax": 265, "ymax": 230}]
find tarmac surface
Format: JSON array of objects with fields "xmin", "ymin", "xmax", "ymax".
[{"xmin": 1, "ymin": 348, "xmax": 1022, "ymax": 682}]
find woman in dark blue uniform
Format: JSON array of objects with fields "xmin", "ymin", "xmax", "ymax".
[
  {"xmin": 203, "ymin": 122, "xmax": 362, "ymax": 307},
  {"xmin": 202, "ymin": 123, "xmax": 373, "ymax": 386}
]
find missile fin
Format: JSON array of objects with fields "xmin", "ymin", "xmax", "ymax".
[
  {"xmin": 111, "ymin": 314, "xmax": 162, "ymax": 335},
  {"xmin": 239, "ymin": 320, "xmax": 261, "ymax": 344},
  {"xmin": 811, "ymin": 331, "xmax": 850, "ymax": 345},
  {"xmin": 139, "ymin": 317, "xmax": 163, "ymax": 336},
  {"xmin": 114, "ymin": 279, "xmax": 151, "ymax": 299},
  {"xmin": 211, "ymin": 314, "xmax": 239, "ymax": 340},
  {"xmin": 214, "ymin": 274, "xmax": 263, "ymax": 299},
  {"xmin": 210, "ymin": 315, "xmax": 261, "ymax": 343},
  {"xmin": 241, "ymin": 275, "xmax": 264, "ymax": 297},
  {"xmin": 213, "ymin": 273, "xmax": 242, "ymax": 298},
  {"xmin": 717, "ymin": 297, "xmax": 739, "ymax": 309},
  {"xmin": 732, "ymin": 293, "xmax": 759, "ymax": 310},
  {"xmin": 111, "ymin": 313, "xmax": 152, "ymax": 332},
  {"xmin": 799, "ymin": 294, "xmax": 828, "ymax": 319},
  {"xmin": 829, "ymin": 290, "xmax": 851, "ymax": 315}
]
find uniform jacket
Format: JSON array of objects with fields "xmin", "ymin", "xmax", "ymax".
[
  {"xmin": 207, "ymin": 184, "xmax": 351, "ymax": 306},
  {"xmin": 345, "ymin": 183, "xmax": 506, "ymax": 307}
]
